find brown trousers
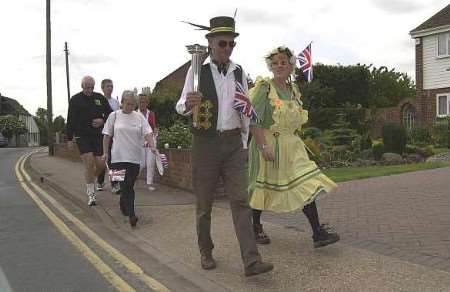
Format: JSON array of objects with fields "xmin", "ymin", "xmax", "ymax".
[{"xmin": 192, "ymin": 132, "xmax": 261, "ymax": 268}]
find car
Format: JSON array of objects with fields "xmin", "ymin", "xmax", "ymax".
[{"xmin": 0, "ymin": 133, "xmax": 9, "ymax": 147}]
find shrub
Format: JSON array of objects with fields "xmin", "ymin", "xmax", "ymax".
[
  {"xmin": 157, "ymin": 120, "xmax": 192, "ymax": 149},
  {"xmin": 308, "ymin": 107, "xmax": 367, "ymax": 134},
  {"xmin": 431, "ymin": 118, "xmax": 450, "ymax": 147},
  {"xmin": 322, "ymin": 113, "xmax": 360, "ymax": 147},
  {"xmin": 360, "ymin": 133, "xmax": 372, "ymax": 150},
  {"xmin": 372, "ymin": 142, "xmax": 385, "ymax": 160},
  {"xmin": 382, "ymin": 123, "xmax": 407, "ymax": 154},
  {"xmin": 303, "ymin": 137, "xmax": 321, "ymax": 157},
  {"xmin": 408, "ymin": 127, "xmax": 432, "ymax": 146},
  {"xmin": 300, "ymin": 127, "xmax": 322, "ymax": 140},
  {"xmin": 0, "ymin": 115, "xmax": 27, "ymax": 138},
  {"xmin": 359, "ymin": 148, "xmax": 374, "ymax": 160},
  {"xmin": 405, "ymin": 144, "xmax": 434, "ymax": 158}
]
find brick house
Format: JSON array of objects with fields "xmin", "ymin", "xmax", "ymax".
[
  {"xmin": 152, "ymin": 61, "xmax": 190, "ymax": 96},
  {"xmin": 410, "ymin": 4, "xmax": 450, "ymax": 126}
]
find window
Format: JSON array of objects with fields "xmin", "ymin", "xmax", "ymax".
[
  {"xmin": 436, "ymin": 94, "xmax": 450, "ymax": 117},
  {"xmin": 437, "ymin": 32, "xmax": 450, "ymax": 57}
]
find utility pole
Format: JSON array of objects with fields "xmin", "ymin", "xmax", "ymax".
[
  {"xmin": 64, "ymin": 42, "xmax": 71, "ymax": 104},
  {"xmin": 46, "ymin": 0, "xmax": 54, "ymax": 155}
]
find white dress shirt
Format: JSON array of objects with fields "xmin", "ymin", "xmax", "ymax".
[{"xmin": 175, "ymin": 59, "xmax": 250, "ymax": 148}]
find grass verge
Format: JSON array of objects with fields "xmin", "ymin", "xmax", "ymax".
[{"xmin": 323, "ymin": 162, "xmax": 450, "ymax": 182}]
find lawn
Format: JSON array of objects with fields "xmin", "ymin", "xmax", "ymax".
[{"xmin": 322, "ymin": 162, "xmax": 450, "ymax": 182}]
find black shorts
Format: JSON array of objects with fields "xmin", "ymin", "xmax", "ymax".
[{"xmin": 75, "ymin": 135, "xmax": 103, "ymax": 156}]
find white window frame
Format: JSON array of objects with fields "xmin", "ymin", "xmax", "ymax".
[
  {"xmin": 437, "ymin": 32, "xmax": 450, "ymax": 58},
  {"xmin": 436, "ymin": 93, "xmax": 450, "ymax": 117}
]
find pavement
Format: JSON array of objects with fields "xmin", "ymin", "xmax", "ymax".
[{"xmin": 27, "ymin": 149, "xmax": 450, "ymax": 292}]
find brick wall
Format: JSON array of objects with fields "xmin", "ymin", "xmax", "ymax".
[
  {"xmin": 156, "ymin": 148, "xmax": 193, "ymax": 191},
  {"xmin": 418, "ymin": 87, "xmax": 450, "ymax": 126},
  {"xmin": 55, "ymin": 143, "xmax": 81, "ymax": 162},
  {"xmin": 369, "ymin": 99, "xmax": 417, "ymax": 138},
  {"xmin": 54, "ymin": 143, "xmax": 207, "ymax": 193}
]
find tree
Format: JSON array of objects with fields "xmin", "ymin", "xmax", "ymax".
[
  {"xmin": 368, "ymin": 66, "xmax": 415, "ymax": 107},
  {"xmin": 34, "ymin": 107, "xmax": 48, "ymax": 146},
  {"xmin": 297, "ymin": 63, "xmax": 415, "ymax": 109},
  {"xmin": 53, "ymin": 115, "xmax": 66, "ymax": 133},
  {"xmin": 150, "ymin": 81, "xmax": 188, "ymax": 128},
  {"xmin": 0, "ymin": 115, "xmax": 27, "ymax": 139}
]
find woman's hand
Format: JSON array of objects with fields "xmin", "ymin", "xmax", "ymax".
[
  {"xmin": 260, "ymin": 145, "xmax": 275, "ymax": 161},
  {"xmin": 101, "ymin": 153, "xmax": 108, "ymax": 162}
]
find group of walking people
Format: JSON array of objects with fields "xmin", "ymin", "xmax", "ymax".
[
  {"xmin": 66, "ymin": 78, "xmax": 158, "ymax": 227},
  {"xmin": 66, "ymin": 14, "xmax": 340, "ymax": 277}
]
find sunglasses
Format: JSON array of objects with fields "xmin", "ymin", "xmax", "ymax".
[{"xmin": 218, "ymin": 40, "xmax": 236, "ymax": 48}]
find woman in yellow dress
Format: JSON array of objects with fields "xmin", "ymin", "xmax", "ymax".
[{"xmin": 248, "ymin": 46, "xmax": 340, "ymax": 248}]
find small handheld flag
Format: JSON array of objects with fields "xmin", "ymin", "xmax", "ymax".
[{"xmin": 233, "ymin": 82, "xmax": 258, "ymax": 121}]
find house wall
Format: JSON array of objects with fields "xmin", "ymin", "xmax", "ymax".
[
  {"xmin": 19, "ymin": 114, "xmax": 40, "ymax": 146},
  {"xmin": 415, "ymin": 35, "xmax": 450, "ymax": 125},
  {"xmin": 423, "ymin": 33, "xmax": 450, "ymax": 90}
]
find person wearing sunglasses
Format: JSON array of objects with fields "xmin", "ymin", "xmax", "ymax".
[
  {"xmin": 248, "ymin": 46, "xmax": 340, "ymax": 248},
  {"xmin": 176, "ymin": 16, "xmax": 273, "ymax": 277}
]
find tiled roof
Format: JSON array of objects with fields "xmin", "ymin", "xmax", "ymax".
[{"xmin": 411, "ymin": 4, "xmax": 450, "ymax": 33}]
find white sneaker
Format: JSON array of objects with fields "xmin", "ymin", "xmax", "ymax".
[
  {"xmin": 88, "ymin": 193, "xmax": 96, "ymax": 206},
  {"xmin": 148, "ymin": 185, "xmax": 156, "ymax": 191}
]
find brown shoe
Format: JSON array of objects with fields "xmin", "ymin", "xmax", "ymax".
[
  {"xmin": 200, "ymin": 254, "xmax": 217, "ymax": 270},
  {"xmin": 253, "ymin": 223, "xmax": 271, "ymax": 245},
  {"xmin": 129, "ymin": 216, "xmax": 138, "ymax": 227},
  {"xmin": 244, "ymin": 261, "xmax": 274, "ymax": 277}
]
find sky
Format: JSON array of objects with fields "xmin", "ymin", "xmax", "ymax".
[{"xmin": 0, "ymin": 0, "xmax": 448, "ymax": 118}]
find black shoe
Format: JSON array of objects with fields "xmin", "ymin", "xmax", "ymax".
[
  {"xmin": 313, "ymin": 224, "xmax": 340, "ymax": 248},
  {"xmin": 253, "ymin": 223, "xmax": 271, "ymax": 245},
  {"xmin": 200, "ymin": 253, "xmax": 217, "ymax": 270},
  {"xmin": 244, "ymin": 261, "xmax": 274, "ymax": 277},
  {"xmin": 129, "ymin": 216, "xmax": 138, "ymax": 227}
]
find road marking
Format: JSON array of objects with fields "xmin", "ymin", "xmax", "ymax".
[
  {"xmin": 15, "ymin": 154, "xmax": 135, "ymax": 292},
  {"xmin": 18, "ymin": 151, "xmax": 171, "ymax": 292}
]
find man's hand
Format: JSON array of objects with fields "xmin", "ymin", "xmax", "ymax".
[
  {"xmin": 67, "ymin": 141, "xmax": 74, "ymax": 151},
  {"xmin": 92, "ymin": 118, "xmax": 104, "ymax": 128},
  {"xmin": 185, "ymin": 91, "xmax": 202, "ymax": 110}
]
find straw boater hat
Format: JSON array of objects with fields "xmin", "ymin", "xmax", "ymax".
[{"xmin": 184, "ymin": 16, "xmax": 239, "ymax": 38}]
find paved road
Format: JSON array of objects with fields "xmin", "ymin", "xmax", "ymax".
[
  {"xmin": 0, "ymin": 148, "xmax": 113, "ymax": 292},
  {"xmin": 259, "ymin": 165, "xmax": 450, "ymax": 272}
]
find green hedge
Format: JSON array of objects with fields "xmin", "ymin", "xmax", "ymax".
[{"xmin": 382, "ymin": 122, "xmax": 407, "ymax": 154}]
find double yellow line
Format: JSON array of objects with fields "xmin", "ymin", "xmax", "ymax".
[{"xmin": 15, "ymin": 151, "xmax": 170, "ymax": 292}]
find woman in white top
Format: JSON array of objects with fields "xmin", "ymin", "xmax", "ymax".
[{"xmin": 102, "ymin": 90, "xmax": 156, "ymax": 227}]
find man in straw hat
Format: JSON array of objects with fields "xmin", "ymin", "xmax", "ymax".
[{"xmin": 176, "ymin": 15, "xmax": 273, "ymax": 276}]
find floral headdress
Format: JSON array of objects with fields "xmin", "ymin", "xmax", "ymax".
[{"xmin": 264, "ymin": 46, "xmax": 297, "ymax": 73}]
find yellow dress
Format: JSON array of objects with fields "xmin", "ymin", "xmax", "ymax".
[{"xmin": 248, "ymin": 77, "xmax": 337, "ymax": 213}]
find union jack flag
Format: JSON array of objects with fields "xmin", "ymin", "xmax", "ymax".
[
  {"xmin": 298, "ymin": 43, "xmax": 313, "ymax": 83},
  {"xmin": 233, "ymin": 82, "xmax": 258, "ymax": 122}
]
